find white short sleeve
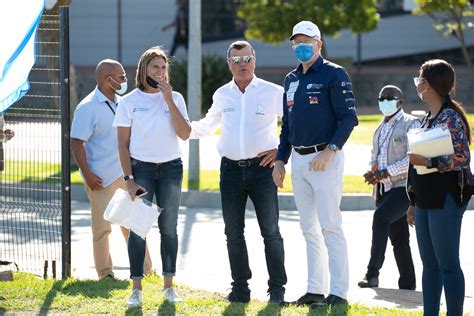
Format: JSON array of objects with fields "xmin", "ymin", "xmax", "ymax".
[
  {"xmin": 113, "ymin": 98, "xmax": 131, "ymax": 127},
  {"xmin": 173, "ymin": 92, "xmax": 189, "ymax": 121},
  {"xmin": 71, "ymin": 105, "xmax": 94, "ymax": 141}
]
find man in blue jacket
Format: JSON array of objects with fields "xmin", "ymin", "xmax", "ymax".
[{"xmin": 273, "ymin": 21, "xmax": 358, "ymax": 308}]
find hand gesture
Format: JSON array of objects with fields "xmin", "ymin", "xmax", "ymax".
[
  {"xmin": 125, "ymin": 179, "xmax": 146, "ymax": 201},
  {"xmin": 272, "ymin": 160, "xmax": 286, "ymax": 188},
  {"xmin": 84, "ymin": 171, "xmax": 103, "ymax": 190},
  {"xmin": 257, "ymin": 148, "xmax": 277, "ymax": 167},
  {"xmin": 309, "ymin": 149, "xmax": 335, "ymax": 172}
]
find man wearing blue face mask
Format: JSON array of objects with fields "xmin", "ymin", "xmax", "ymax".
[
  {"xmin": 71, "ymin": 59, "xmax": 153, "ymax": 279},
  {"xmin": 358, "ymin": 85, "xmax": 419, "ymax": 291},
  {"xmin": 273, "ymin": 21, "xmax": 358, "ymax": 307}
]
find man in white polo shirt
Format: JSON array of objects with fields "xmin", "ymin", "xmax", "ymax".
[
  {"xmin": 191, "ymin": 40, "xmax": 287, "ymax": 304},
  {"xmin": 71, "ymin": 59, "xmax": 152, "ymax": 279}
]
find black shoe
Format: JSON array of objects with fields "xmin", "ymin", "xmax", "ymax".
[
  {"xmin": 310, "ymin": 294, "xmax": 348, "ymax": 308},
  {"xmin": 268, "ymin": 291, "xmax": 285, "ymax": 304},
  {"xmin": 358, "ymin": 275, "xmax": 379, "ymax": 288},
  {"xmin": 225, "ymin": 291, "xmax": 250, "ymax": 303},
  {"xmin": 294, "ymin": 292, "xmax": 325, "ymax": 306},
  {"xmin": 399, "ymin": 284, "xmax": 416, "ymax": 290}
]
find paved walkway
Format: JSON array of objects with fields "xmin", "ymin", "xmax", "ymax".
[{"xmin": 71, "ymin": 200, "xmax": 473, "ymax": 312}]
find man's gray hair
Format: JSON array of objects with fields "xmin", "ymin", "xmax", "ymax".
[{"xmin": 227, "ymin": 40, "xmax": 255, "ymax": 58}]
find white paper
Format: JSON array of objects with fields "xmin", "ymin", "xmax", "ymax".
[
  {"xmin": 103, "ymin": 188, "xmax": 161, "ymax": 239},
  {"xmin": 407, "ymin": 127, "xmax": 454, "ymax": 175}
]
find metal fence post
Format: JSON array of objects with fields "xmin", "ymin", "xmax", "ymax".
[{"xmin": 60, "ymin": 5, "xmax": 71, "ymax": 279}]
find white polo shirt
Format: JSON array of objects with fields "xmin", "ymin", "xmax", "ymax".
[
  {"xmin": 71, "ymin": 87, "xmax": 122, "ymax": 187},
  {"xmin": 113, "ymin": 88, "xmax": 189, "ymax": 163},
  {"xmin": 191, "ymin": 76, "xmax": 284, "ymax": 160}
]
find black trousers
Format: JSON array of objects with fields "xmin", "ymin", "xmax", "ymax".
[{"xmin": 367, "ymin": 186, "xmax": 416, "ymax": 289}]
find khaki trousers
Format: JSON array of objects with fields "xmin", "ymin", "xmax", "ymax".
[{"xmin": 84, "ymin": 177, "xmax": 153, "ymax": 279}]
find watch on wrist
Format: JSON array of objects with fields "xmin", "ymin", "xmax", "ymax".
[
  {"xmin": 327, "ymin": 143, "xmax": 339, "ymax": 152},
  {"xmin": 123, "ymin": 175, "xmax": 134, "ymax": 181}
]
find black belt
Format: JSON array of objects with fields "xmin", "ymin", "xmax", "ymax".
[
  {"xmin": 223, "ymin": 157, "xmax": 262, "ymax": 167},
  {"xmin": 293, "ymin": 143, "xmax": 328, "ymax": 155}
]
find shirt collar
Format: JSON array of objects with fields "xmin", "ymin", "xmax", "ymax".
[
  {"xmin": 296, "ymin": 56, "xmax": 324, "ymax": 74},
  {"xmin": 229, "ymin": 75, "xmax": 259, "ymax": 91},
  {"xmin": 94, "ymin": 86, "xmax": 116, "ymax": 104},
  {"xmin": 384, "ymin": 109, "xmax": 404, "ymax": 124}
]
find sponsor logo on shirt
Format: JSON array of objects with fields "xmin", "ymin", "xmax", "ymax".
[
  {"xmin": 286, "ymin": 80, "xmax": 299, "ymax": 111},
  {"xmin": 133, "ymin": 107, "xmax": 149, "ymax": 112},
  {"xmin": 306, "ymin": 83, "xmax": 324, "ymax": 90},
  {"xmin": 223, "ymin": 107, "xmax": 236, "ymax": 113},
  {"xmin": 308, "ymin": 96, "xmax": 319, "ymax": 104},
  {"xmin": 255, "ymin": 104, "xmax": 265, "ymax": 115}
]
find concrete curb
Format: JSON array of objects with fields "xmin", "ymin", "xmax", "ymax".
[{"xmin": 71, "ymin": 184, "xmax": 378, "ymax": 211}]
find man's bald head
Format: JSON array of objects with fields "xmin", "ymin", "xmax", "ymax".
[
  {"xmin": 95, "ymin": 59, "xmax": 124, "ymax": 84},
  {"xmin": 379, "ymin": 85, "xmax": 403, "ymax": 100}
]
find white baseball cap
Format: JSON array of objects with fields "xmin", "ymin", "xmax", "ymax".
[{"xmin": 289, "ymin": 21, "xmax": 321, "ymax": 40}]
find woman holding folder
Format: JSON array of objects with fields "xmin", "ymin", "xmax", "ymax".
[{"xmin": 407, "ymin": 59, "xmax": 470, "ymax": 316}]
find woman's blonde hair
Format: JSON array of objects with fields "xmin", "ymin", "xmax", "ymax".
[{"xmin": 135, "ymin": 46, "xmax": 169, "ymax": 90}]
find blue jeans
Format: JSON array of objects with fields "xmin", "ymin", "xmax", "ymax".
[
  {"xmin": 128, "ymin": 158, "xmax": 183, "ymax": 279},
  {"xmin": 367, "ymin": 187, "xmax": 416, "ymax": 289},
  {"xmin": 415, "ymin": 193, "xmax": 466, "ymax": 316},
  {"xmin": 219, "ymin": 157, "xmax": 287, "ymax": 296}
]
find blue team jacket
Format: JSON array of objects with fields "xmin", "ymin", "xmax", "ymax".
[{"xmin": 276, "ymin": 56, "xmax": 359, "ymax": 164}]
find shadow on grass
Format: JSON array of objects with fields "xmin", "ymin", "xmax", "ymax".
[
  {"xmin": 125, "ymin": 307, "xmax": 143, "ymax": 316},
  {"xmin": 372, "ymin": 287, "xmax": 423, "ymax": 309},
  {"xmin": 39, "ymin": 280, "xmax": 64, "ymax": 314},
  {"xmin": 256, "ymin": 302, "xmax": 282, "ymax": 316},
  {"xmin": 157, "ymin": 301, "xmax": 176, "ymax": 316},
  {"xmin": 309, "ymin": 303, "xmax": 349, "ymax": 316},
  {"xmin": 223, "ymin": 302, "xmax": 248, "ymax": 315},
  {"xmin": 60, "ymin": 278, "xmax": 129, "ymax": 298}
]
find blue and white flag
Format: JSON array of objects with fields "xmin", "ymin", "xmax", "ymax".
[{"xmin": 0, "ymin": 0, "xmax": 45, "ymax": 112}]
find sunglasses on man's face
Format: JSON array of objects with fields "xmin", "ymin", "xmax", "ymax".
[
  {"xmin": 378, "ymin": 96, "xmax": 400, "ymax": 102},
  {"xmin": 229, "ymin": 55, "xmax": 254, "ymax": 64}
]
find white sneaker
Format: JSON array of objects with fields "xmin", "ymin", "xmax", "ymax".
[
  {"xmin": 164, "ymin": 287, "xmax": 183, "ymax": 303},
  {"xmin": 126, "ymin": 288, "xmax": 142, "ymax": 308}
]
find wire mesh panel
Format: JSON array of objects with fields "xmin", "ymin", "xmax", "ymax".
[{"xmin": 0, "ymin": 8, "xmax": 70, "ymax": 279}]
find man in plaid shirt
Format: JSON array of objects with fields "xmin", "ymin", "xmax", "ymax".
[{"xmin": 358, "ymin": 85, "xmax": 420, "ymax": 290}]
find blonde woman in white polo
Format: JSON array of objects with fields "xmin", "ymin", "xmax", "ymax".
[{"xmin": 114, "ymin": 46, "xmax": 191, "ymax": 308}]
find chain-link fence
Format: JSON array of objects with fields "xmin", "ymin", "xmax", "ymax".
[{"xmin": 0, "ymin": 7, "xmax": 70, "ymax": 279}]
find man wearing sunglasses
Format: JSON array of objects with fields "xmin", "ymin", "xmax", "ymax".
[
  {"xmin": 191, "ymin": 40, "xmax": 287, "ymax": 304},
  {"xmin": 273, "ymin": 21, "xmax": 358, "ymax": 308},
  {"xmin": 358, "ymin": 85, "xmax": 419, "ymax": 291},
  {"xmin": 71, "ymin": 59, "xmax": 153, "ymax": 279}
]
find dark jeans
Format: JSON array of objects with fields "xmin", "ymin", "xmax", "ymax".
[
  {"xmin": 415, "ymin": 193, "xmax": 466, "ymax": 316},
  {"xmin": 219, "ymin": 157, "xmax": 287, "ymax": 296},
  {"xmin": 128, "ymin": 158, "xmax": 183, "ymax": 279},
  {"xmin": 367, "ymin": 187, "xmax": 416, "ymax": 289}
]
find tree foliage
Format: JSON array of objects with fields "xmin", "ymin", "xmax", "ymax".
[
  {"xmin": 414, "ymin": 0, "xmax": 474, "ymax": 74},
  {"xmin": 237, "ymin": 0, "xmax": 379, "ymax": 44}
]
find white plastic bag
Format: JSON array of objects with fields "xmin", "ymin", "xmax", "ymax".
[{"xmin": 104, "ymin": 188, "xmax": 161, "ymax": 239}]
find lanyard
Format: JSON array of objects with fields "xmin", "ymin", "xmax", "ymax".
[{"xmin": 104, "ymin": 101, "xmax": 116, "ymax": 115}]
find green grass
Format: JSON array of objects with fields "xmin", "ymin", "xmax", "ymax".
[
  {"xmin": 4, "ymin": 163, "xmax": 372, "ymax": 194},
  {"xmin": 0, "ymin": 272, "xmax": 421, "ymax": 315}
]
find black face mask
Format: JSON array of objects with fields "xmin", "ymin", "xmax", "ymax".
[{"xmin": 146, "ymin": 76, "xmax": 159, "ymax": 88}]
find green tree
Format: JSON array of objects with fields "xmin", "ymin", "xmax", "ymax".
[
  {"xmin": 414, "ymin": 0, "xmax": 474, "ymax": 75},
  {"xmin": 237, "ymin": 0, "xmax": 379, "ymax": 56}
]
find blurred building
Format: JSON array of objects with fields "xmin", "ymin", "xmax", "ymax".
[{"xmin": 68, "ymin": 0, "xmax": 474, "ymax": 108}]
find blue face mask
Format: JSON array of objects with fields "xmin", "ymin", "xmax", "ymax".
[
  {"xmin": 378, "ymin": 99, "xmax": 399, "ymax": 117},
  {"xmin": 294, "ymin": 43, "xmax": 315, "ymax": 63}
]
